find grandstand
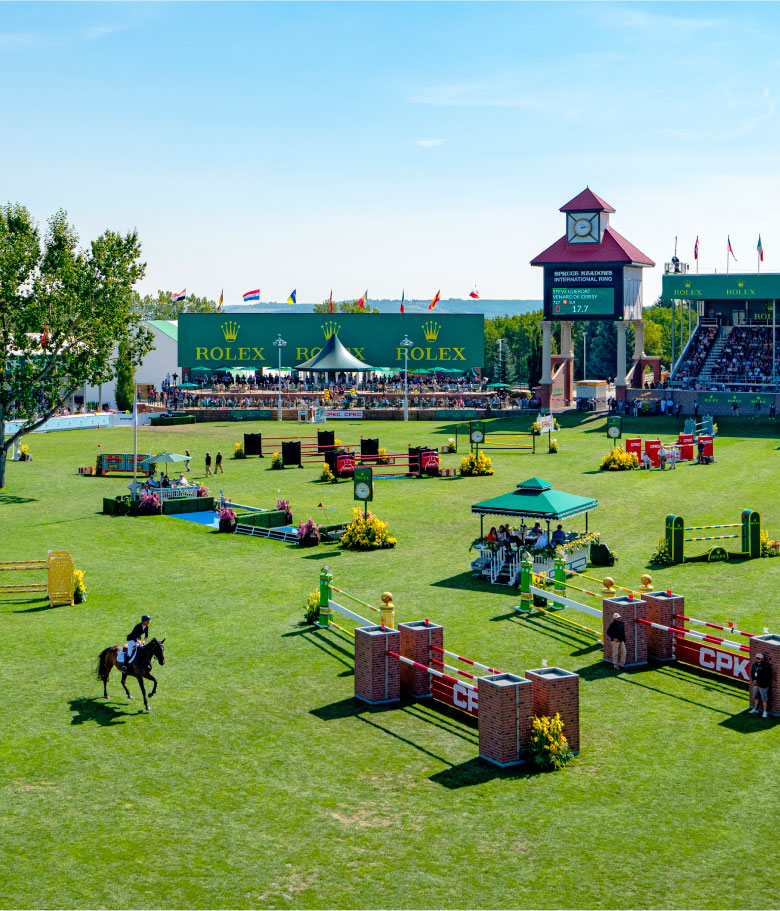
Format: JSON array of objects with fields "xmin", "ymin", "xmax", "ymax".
[{"xmin": 662, "ymin": 272, "xmax": 780, "ymax": 392}]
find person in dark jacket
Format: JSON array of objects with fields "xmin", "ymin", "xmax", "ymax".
[
  {"xmin": 120, "ymin": 615, "xmax": 151, "ymax": 670},
  {"xmin": 749, "ymin": 653, "xmax": 772, "ymax": 718},
  {"xmin": 606, "ymin": 612, "xmax": 626, "ymax": 671}
]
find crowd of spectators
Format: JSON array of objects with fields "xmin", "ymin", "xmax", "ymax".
[
  {"xmin": 709, "ymin": 327, "xmax": 776, "ymax": 385},
  {"xmin": 676, "ymin": 325, "xmax": 719, "ymax": 383}
]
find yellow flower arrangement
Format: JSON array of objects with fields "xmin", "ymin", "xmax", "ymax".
[
  {"xmin": 233, "ymin": 441, "xmax": 247, "ymax": 459},
  {"xmin": 528, "ymin": 713, "xmax": 573, "ymax": 771},
  {"xmin": 74, "ymin": 569, "xmax": 87, "ymax": 603},
  {"xmin": 340, "ymin": 508, "xmax": 398, "ymax": 550},
  {"xmin": 599, "ymin": 447, "xmax": 639, "ymax": 471},
  {"xmin": 320, "ymin": 462, "xmax": 335, "ymax": 482},
  {"xmin": 270, "ymin": 451, "xmax": 283, "ymax": 469},
  {"xmin": 460, "ymin": 452, "xmax": 494, "ymax": 476}
]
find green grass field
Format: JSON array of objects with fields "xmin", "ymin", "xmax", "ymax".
[{"xmin": 1, "ymin": 413, "xmax": 779, "ymax": 910}]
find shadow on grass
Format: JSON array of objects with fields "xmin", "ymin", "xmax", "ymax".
[
  {"xmin": 311, "ymin": 696, "xmax": 468, "ymax": 770},
  {"xmin": 430, "ymin": 758, "xmax": 537, "ymax": 789},
  {"xmin": 68, "ymin": 697, "xmax": 141, "ymax": 726},
  {"xmin": 283, "ymin": 625, "xmax": 354, "ymax": 670},
  {"xmin": 719, "ymin": 711, "xmax": 779, "ymax": 733},
  {"xmin": 14, "ymin": 600, "xmax": 62, "ymax": 613},
  {"xmin": 433, "ymin": 571, "xmax": 517, "ymax": 596},
  {"xmin": 576, "ymin": 661, "xmax": 738, "ymax": 715},
  {"xmin": 0, "ymin": 493, "xmax": 37, "ymax": 505},
  {"xmin": 301, "ymin": 550, "xmax": 342, "ymax": 559}
]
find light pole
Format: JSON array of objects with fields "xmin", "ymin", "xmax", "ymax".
[
  {"xmin": 273, "ymin": 334, "xmax": 287, "ymax": 422},
  {"xmin": 400, "ymin": 335, "xmax": 413, "ymax": 421}
]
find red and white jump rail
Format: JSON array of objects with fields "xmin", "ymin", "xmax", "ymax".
[
  {"xmin": 386, "ymin": 651, "xmax": 477, "ymax": 691},
  {"xmin": 429, "ymin": 643, "xmax": 503, "ymax": 676},
  {"xmin": 674, "ymin": 614, "xmax": 756, "ymax": 640},
  {"xmin": 636, "ymin": 618, "xmax": 750, "ymax": 653}
]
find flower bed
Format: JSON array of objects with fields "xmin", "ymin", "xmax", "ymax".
[
  {"xmin": 340, "ymin": 508, "xmax": 397, "ymax": 550},
  {"xmin": 460, "ymin": 452, "xmax": 493, "ymax": 476}
]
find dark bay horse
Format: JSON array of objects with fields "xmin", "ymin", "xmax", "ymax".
[{"xmin": 96, "ymin": 638, "xmax": 165, "ymax": 711}]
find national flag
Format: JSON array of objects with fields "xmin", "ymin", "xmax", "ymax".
[
  {"xmin": 400, "ymin": 289, "xmax": 405, "ymax": 314},
  {"xmin": 694, "ymin": 237, "xmax": 699, "ymax": 260},
  {"xmin": 469, "ymin": 284, "xmax": 480, "ymax": 299},
  {"xmin": 728, "ymin": 236, "xmax": 737, "ymax": 261},
  {"xmin": 172, "ymin": 289, "xmax": 186, "ymax": 303},
  {"xmin": 429, "ymin": 290, "xmax": 440, "ymax": 311},
  {"xmin": 243, "ymin": 288, "xmax": 260, "ymax": 302},
  {"xmin": 758, "ymin": 235, "xmax": 764, "ymax": 261},
  {"xmin": 287, "ymin": 289, "xmax": 297, "ymax": 305},
  {"xmin": 217, "ymin": 289, "xmax": 223, "ymax": 312},
  {"xmin": 357, "ymin": 289, "xmax": 368, "ymax": 309},
  {"xmin": 329, "ymin": 289, "xmax": 333, "ymax": 314}
]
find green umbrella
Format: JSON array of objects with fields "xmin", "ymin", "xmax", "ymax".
[
  {"xmin": 190, "ymin": 366, "xmax": 212, "ymax": 374},
  {"xmin": 140, "ymin": 451, "xmax": 189, "ymax": 468},
  {"xmin": 178, "ymin": 383, "xmax": 199, "ymax": 389},
  {"xmin": 487, "ymin": 382, "xmax": 512, "ymax": 388},
  {"xmin": 228, "ymin": 367, "xmax": 256, "ymax": 376}
]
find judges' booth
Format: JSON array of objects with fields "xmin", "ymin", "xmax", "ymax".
[{"xmin": 531, "ymin": 188, "xmax": 656, "ymax": 408}]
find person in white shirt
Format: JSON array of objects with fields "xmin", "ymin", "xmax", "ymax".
[
  {"xmin": 534, "ymin": 532, "xmax": 549, "ymax": 549},
  {"xmin": 641, "ymin": 452, "xmax": 653, "ymax": 470}
]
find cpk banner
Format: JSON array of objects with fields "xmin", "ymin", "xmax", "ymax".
[
  {"xmin": 325, "ymin": 410, "xmax": 363, "ymax": 419},
  {"xmin": 432, "ymin": 678, "xmax": 479, "ymax": 716},
  {"xmin": 676, "ymin": 638, "xmax": 750, "ymax": 683}
]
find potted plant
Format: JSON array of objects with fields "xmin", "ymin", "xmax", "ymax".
[
  {"xmin": 218, "ymin": 506, "xmax": 237, "ymax": 533},
  {"xmin": 276, "ymin": 498, "xmax": 293, "ymax": 523},
  {"xmin": 297, "ymin": 518, "xmax": 321, "ymax": 548}
]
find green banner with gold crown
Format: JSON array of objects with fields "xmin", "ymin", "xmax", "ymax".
[
  {"xmin": 662, "ymin": 273, "xmax": 780, "ymax": 300},
  {"xmin": 177, "ymin": 313, "xmax": 485, "ymax": 369}
]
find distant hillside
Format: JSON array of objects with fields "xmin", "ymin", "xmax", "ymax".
[{"xmin": 223, "ymin": 298, "xmax": 542, "ymax": 317}]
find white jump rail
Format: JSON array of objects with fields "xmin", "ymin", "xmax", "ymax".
[{"xmin": 530, "ymin": 584, "xmax": 603, "ymax": 619}]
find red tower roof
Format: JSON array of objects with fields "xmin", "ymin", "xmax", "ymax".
[
  {"xmin": 559, "ymin": 188, "xmax": 615, "ymax": 213},
  {"xmin": 530, "ymin": 226, "xmax": 655, "ymax": 267}
]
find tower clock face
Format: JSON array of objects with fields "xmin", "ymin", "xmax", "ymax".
[{"xmin": 567, "ymin": 212, "xmax": 599, "ymax": 243}]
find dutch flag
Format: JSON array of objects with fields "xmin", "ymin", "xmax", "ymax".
[
  {"xmin": 243, "ymin": 289, "xmax": 260, "ymax": 302},
  {"xmin": 172, "ymin": 289, "xmax": 186, "ymax": 303}
]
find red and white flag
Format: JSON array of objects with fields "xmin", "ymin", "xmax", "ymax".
[
  {"xmin": 469, "ymin": 285, "xmax": 480, "ymax": 299},
  {"xmin": 694, "ymin": 237, "xmax": 699, "ymax": 260},
  {"xmin": 329, "ymin": 289, "xmax": 333, "ymax": 314},
  {"xmin": 728, "ymin": 236, "xmax": 737, "ymax": 261}
]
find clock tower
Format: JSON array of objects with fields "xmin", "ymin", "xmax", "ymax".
[{"xmin": 530, "ymin": 188, "xmax": 656, "ymax": 408}]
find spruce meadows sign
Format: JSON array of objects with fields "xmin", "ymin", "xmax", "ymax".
[{"xmin": 177, "ymin": 313, "xmax": 485, "ymax": 369}]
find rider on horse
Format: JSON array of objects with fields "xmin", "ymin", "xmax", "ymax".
[{"xmin": 121, "ymin": 615, "xmax": 151, "ymax": 671}]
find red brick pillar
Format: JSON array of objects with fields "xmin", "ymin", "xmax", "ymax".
[
  {"xmin": 478, "ymin": 674, "xmax": 533, "ymax": 767},
  {"xmin": 602, "ymin": 595, "xmax": 648, "ymax": 667},
  {"xmin": 354, "ymin": 625, "xmax": 401, "ymax": 705},
  {"xmin": 750, "ymin": 634, "xmax": 780, "ymax": 716},
  {"xmin": 524, "ymin": 667, "xmax": 580, "ymax": 753},
  {"xmin": 644, "ymin": 591, "xmax": 684, "ymax": 662},
  {"xmin": 398, "ymin": 620, "xmax": 443, "ymax": 698}
]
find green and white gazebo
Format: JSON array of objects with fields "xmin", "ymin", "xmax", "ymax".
[{"xmin": 471, "ymin": 477, "xmax": 597, "ymax": 539}]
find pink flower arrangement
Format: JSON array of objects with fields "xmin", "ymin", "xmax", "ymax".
[{"xmin": 277, "ymin": 498, "xmax": 293, "ymax": 523}]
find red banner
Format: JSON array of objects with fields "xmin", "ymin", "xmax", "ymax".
[
  {"xmin": 432, "ymin": 678, "xmax": 479, "ymax": 716},
  {"xmin": 676, "ymin": 638, "xmax": 750, "ymax": 683}
]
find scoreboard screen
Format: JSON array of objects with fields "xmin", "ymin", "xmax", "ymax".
[
  {"xmin": 543, "ymin": 267, "xmax": 624, "ymax": 321},
  {"xmin": 551, "ymin": 287, "xmax": 615, "ymax": 317}
]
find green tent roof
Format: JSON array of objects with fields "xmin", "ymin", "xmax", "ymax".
[{"xmin": 471, "ymin": 477, "xmax": 597, "ymax": 520}]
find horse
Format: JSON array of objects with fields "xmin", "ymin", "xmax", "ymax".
[{"xmin": 96, "ymin": 638, "xmax": 165, "ymax": 711}]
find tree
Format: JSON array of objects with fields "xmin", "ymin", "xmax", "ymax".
[
  {"xmin": 526, "ymin": 323, "xmax": 543, "ymax": 389},
  {"xmin": 134, "ymin": 290, "xmax": 219, "ymax": 320},
  {"xmin": 0, "ymin": 204, "xmax": 153, "ymax": 488},
  {"xmin": 313, "ymin": 298, "xmax": 379, "ymax": 314},
  {"xmin": 114, "ymin": 340, "xmax": 135, "ymax": 412}
]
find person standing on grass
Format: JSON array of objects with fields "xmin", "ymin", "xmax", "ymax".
[
  {"xmin": 205, "ymin": 451, "xmax": 213, "ymax": 477},
  {"xmin": 215, "ymin": 450, "xmax": 224, "ymax": 473},
  {"xmin": 185, "ymin": 449, "xmax": 191, "ymax": 471},
  {"xmin": 607, "ymin": 612, "xmax": 626, "ymax": 671},
  {"xmin": 749, "ymin": 653, "xmax": 772, "ymax": 718}
]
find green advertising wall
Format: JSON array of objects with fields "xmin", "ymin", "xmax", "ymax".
[
  {"xmin": 177, "ymin": 313, "xmax": 485, "ymax": 369},
  {"xmin": 662, "ymin": 273, "xmax": 780, "ymax": 301}
]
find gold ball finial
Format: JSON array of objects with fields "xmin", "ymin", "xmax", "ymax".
[{"xmin": 602, "ymin": 576, "xmax": 616, "ymax": 593}]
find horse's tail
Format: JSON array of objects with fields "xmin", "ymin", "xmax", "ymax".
[{"xmin": 96, "ymin": 648, "xmax": 111, "ymax": 682}]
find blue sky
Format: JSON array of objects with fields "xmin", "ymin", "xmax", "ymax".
[{"xmin": 2, "ymin": 1, "xmax": 779, "ymax": 305}]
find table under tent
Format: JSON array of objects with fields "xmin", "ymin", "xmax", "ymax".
[{"xmin": 470, "ymin": 477, "xmax": 603, "ymax": 587}]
